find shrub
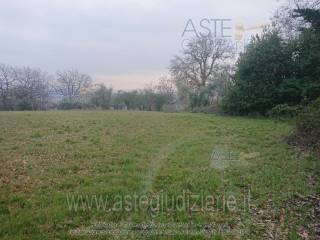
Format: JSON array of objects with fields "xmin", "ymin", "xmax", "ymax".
[
  {"xmin": 268, "ymin": 104, "xmax": 303, "ymax": 118},
  {"xmin": 162, "ymin": 104, "xmax": 180, "ymax": 113},
  {"xmin": 57, "ymin": 100, "xmax": 83, "ymax": 110},
  {"xmin": 15, "ymin": 100, "xmax": 33, "ymax": 111},
  {"xmin": 294, "ymin": 98, "xmax": 320, "ymax": 153},
  {"xmin": 190, "ymin": 105, "xmax": 221, "ymax": 114}
]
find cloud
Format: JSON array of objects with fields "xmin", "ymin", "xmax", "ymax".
[{"xmin": 0, "ymin": 0, "xmax": 281, "ymax": 88}]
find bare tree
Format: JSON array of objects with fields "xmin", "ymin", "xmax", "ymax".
[
  {"xmin": 55, "ymin": 69, "xmax": 92, "ymax": 102},
  {"xmin": 0, "ymin": 64, "xmax": 16, "ymax": 110},
  {"xmin": 13, "ymin": 66, "xmax": 51, "ymax": 110},
  {"xmin": 170, "ymin": 35, "xmax": 234, "ymax": 89},
  {"xmin": 155, "ymin": 76, "xmax": 176, "ymax": 100}
]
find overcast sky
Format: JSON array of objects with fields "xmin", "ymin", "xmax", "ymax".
[{"xmin": 0, "ymin": 0, "xmax": 284, "ymax": 89}]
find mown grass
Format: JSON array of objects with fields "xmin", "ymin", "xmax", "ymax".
[{"xmin": 0, "ymin": 111, "xmax": 319, "ymax": 239}]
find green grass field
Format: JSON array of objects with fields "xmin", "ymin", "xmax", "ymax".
[{"xmin": 0, "ymin": 111, "xmax": 319, "ymax": 239}]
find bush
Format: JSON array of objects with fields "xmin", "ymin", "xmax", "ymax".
[
  {"xmin": 57, "ymin": 100, "xmax": 83, "ymax": 110},
  {"xmin": 190, "ymin": 105, "xmax": 221, "ymax": 114},
  {"xmin": 294, "ymin": 98, "xmax": 320, "ymax": 153},
  {"xmin": 162, "ymin": 104, "xmax": 180, "ymax": 113},
  {"xmin": 15, "ymin": 100, "xmax": 33, "ymax": 111},
  {"xmin": 268, "ymin": 104, "xmax": 303, "ymax": 118}
]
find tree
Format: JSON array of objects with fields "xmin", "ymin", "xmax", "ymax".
[
  {"xmin": 223, "ymin": 5, "xmax": 320, "ymax": 115},
  {"xmin": 155, "ymin": 77, "xmax": 176, "ymax": 101},
  {"xmin": 0, "ymin": 64, "xmax": 15, "ymax": 110},
  {"xmin": 289, "ymin": 7, "xmax": 320, "ymax": 102},
  {"xmin": 272, "ymin": 0, "xmax": 320, "ymax": 40},
  {"xmin": 223, "ymin": 29, "xmax": 292, "ymax": 115},
  {"xmin": 13, "ymin": 66, "xmax": 51, "ymax": 110},
  {"xmin": 153, "ymin": 76, "xmax": 176, "ymax": 109},
  {"xmin": 89, "ymin": 84, "xmax": 113, "ymax": 109},
  {"xmin": 295, "ymin": 8, "xmax": 320, "ymax": 31},
  {"xmin": 206, "ymin": 64, "xmax": 235, "ymax": 104},
  {"xmin": 170, "ymin": 35, "xmax": 234, "ymax": 110},
  {"xmin": 170, "ymin": 35, "xmax": 234, "ymax": 89},
  {"xmin": 112, "ymin": 90, "xmax": 139, "ymax": 110},
  {"xmin": 55, "ymin": 69, "xmax": 92, "ymax": 102}
]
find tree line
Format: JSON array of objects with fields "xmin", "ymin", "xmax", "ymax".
[
  {"xmin": 0, "ymin": 65, "xmax": 51, "ymax": 111},
  {"xmin": 0, "ymin": 66, "xmax": 175, "ymax": 111}
]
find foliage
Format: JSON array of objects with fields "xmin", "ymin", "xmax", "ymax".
[
  {"xmin": 189, "ymin": 87, "xmax": 211, "ymax": 108},
  {"xmin": 15, "ymin": 100, "xmax": 33, "ymax": 111},
  {"xmin": 292, "ymin": 28, "xmax": 320, "ymax": 101},
  {"xmin": 89, "ymin": 84, "xmax": 113, "ymax": 109},
  {"xmin": 294, "ymin": 8, "xmax": 320, "ymax": 31},
  {"xmin": 294, "ymin": 97, "xmax": 320, "ymax": 152},
  {"xmin": 223, "ymin": 6, "xmax": 320, "ymax": 116},
  {"xmin": 268, "ymin": 104, "xmax": 303, "ymax": 118},
  {"xmin": 271, "ymin": 0, "xmax": 319, "ymax": 39},
  {"xmin": 57, "ymin": 99, "xmax": 84, "ymax": 110},
  {"xmin": 223, "ymin": 30, "xmax": 292, "ymax": 115}
]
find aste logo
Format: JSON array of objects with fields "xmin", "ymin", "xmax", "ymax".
[
  {"xmin": 182, "ymin": 18, "xmax": 233, "ymax": 38},
  {"xmin": 181, "ymin": 18, "xmax": 265, "ymax": 53}
]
